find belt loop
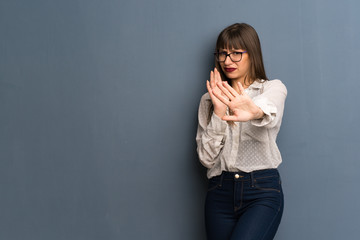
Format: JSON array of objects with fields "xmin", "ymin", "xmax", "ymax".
[
  {"xmin": 250, "ymin": 171, "xmax": 255, "ymax": 187},
  {"xmin": 219, "ymin": 171, "xmax": 224, "ymax": 187}
]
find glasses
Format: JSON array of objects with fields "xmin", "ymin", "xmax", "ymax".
[{"xmin": 214, "ymin": 51, "xmax": 247, "ymax": 62}]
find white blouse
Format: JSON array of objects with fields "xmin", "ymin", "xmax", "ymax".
[{"xmin": 196, "ymin": 79, "xmax": 287, "ymax": 179}]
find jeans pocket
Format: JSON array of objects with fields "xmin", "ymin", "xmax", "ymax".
[
  {"xmin": 207, "ymin": 177, "xmax": 221, "ymax": 192},
  {"xmin": 254, "ymin": 175, "xmax": 281, "ymax": 192}
]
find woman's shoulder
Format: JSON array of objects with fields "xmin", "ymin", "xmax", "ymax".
[
  {"xmin": 198, "ymin": 92, "xmax": 212, "ymax": 111},
  {"xmin": 200, "ymin": 92, "xmax": 211, "ymax": 101},
  {"xmin": 262, "ymin": 79, "xmax": 287, "ymax": 94},
  {"xmin": 199, "ymin": 92, "xmax": 211, "ymax": 106},
  {"xmin": 263, "ymin": 79, "xmax": 286, "ymax": 87}
]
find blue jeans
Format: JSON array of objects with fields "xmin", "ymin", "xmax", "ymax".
[{"xmin": 205, "ymin": 169, "xmax": 284, "ymax": 240}]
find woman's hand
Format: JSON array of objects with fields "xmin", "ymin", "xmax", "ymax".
[
  {"xmin": 206, "ymin": 68, "xmax": 227, "ymax": 118},
  {"xmin": 212, "ymin": 81, "xmax": 264, "ymax": 122}
]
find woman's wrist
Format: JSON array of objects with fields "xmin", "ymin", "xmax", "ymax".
[
  {"xmin": 253, "ymin": 107, "xmax": 264, "ymax": 120},
  {"xmin": 213, "ymin": 108, "xmax": 226, "ymax": 119}
]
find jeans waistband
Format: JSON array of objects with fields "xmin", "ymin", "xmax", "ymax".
[{"xmin": 212, "ymin": 168, "xmax": 279, "ymax": 181}]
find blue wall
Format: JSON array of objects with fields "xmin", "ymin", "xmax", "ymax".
[{"xmin": 1, "ymin": 0, "xmax": 360, "ymax": 239}]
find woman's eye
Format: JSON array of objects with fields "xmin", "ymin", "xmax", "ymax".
[
  {"xmin": 219, "ymin": 52, "xmax": 227, "ymax": 56},
  {"xmin": 233, "ymin": 52, "xmax": 242, "ymax": 55}
]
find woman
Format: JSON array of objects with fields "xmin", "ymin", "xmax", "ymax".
[{"xmin": 196, "ymin": 23, "xmax": 287, "ymax": 240}]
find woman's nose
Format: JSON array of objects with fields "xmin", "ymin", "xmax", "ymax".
[{"xmin": 224, "ymin": 55, "xmax": 233, "ymax": 64}]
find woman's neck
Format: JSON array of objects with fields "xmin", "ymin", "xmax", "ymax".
[{"xmin": 231, "ymin": 77, "xmax": 252, "ymax": 93}]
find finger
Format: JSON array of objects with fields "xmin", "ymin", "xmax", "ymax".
[
  {"xmin": 214, "ymin": 68, "xmax": 221, "ymax": 83},
  {"xmin": 212, "ymin": 89, "xmax": 230, "ymax": 106},
  {"xmin": 210, "ymin": 71, "xmax": 215, "ymax": 88},
  {"xmin": 206, "ymin": 80, "xmax": 214, "ymax": 96},
  {"xmin": 222, "ymin": 81, "xmax": 240, "ymax": 97},
  {"xmin": 217, "ymin": 82, "xmax": 235, "ymax": 100},
  {"xmin": 222, "ymin": 115, "xmax": 239, "ymax": 121},
  {"xmin": 237, "ymin": 81, "xmax": 246, "ymax": 95}
]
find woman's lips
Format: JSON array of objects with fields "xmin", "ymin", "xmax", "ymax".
[{"xmin": 224, "ymin": 68, "xmax": 236, "ymax": 72}]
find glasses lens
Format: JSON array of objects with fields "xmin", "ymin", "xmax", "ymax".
[
  {"xmin": 217, "ymin": 52, "xmax": 227, "ymax": 62},
  {"xmin": 230, "ymin": 52, "xmax": 242, "ymax": 62}
]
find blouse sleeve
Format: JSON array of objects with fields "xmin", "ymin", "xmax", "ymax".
[
  {"xmin": 195, "ymin": 93, "xmax": 228, "ymax": 169},
  {"xmin": 250, "ymin": 80, "xmax": 287, "ymax": 128}
]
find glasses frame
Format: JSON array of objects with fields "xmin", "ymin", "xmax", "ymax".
[{"xmin": 214, "ymin": 51, "xmax": 247, "ymax": 62}]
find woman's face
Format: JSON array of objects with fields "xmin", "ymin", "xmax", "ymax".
[{"xmin": 218, "ymin": 48, "xmax": 250, "ymax": 83}]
